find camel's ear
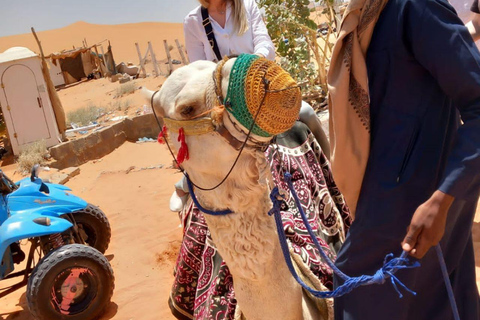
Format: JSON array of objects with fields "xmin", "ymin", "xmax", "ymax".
[
  {"xmin": 141, "ymin": 87, "xmax": 155, "ymax": 102},
  {"xmin": 141, "ymin": 86, "xmax": 164, "ymax": 117}
]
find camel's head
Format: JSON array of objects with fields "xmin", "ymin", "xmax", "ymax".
[
  {"xmin": 145, "ymin": 60, "xmax": 217, "ymax": 121},
  {"xmin": 147, "ymin": 56, "xmax": 303, "ymax": 283},
  {"xmin": 145, "ymin": 54, "xmax": 302, "ymax": 182}
]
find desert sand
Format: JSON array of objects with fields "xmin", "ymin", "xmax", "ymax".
[
  {"xmin": 0, "ymin": 21, "xmax": 185, "ymax": 65},
  {"xmin": 0, "ymin": 20, "xmax": 479, "ymax": 320}
]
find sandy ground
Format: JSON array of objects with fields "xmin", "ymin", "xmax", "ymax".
[
  {"xmin": 57, "ymin": 76, "xmax": 164, "ymax": 116},
  {"xmin": 0, "ymin": 20, "xmax": 479, "ymax": 320}
]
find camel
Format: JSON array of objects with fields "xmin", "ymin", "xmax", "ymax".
[{"xmin": 146, "ymin": 56, "xmax": 336, "ymax": 320}]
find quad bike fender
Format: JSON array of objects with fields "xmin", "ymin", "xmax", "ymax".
[
  {"xmin": 44, "ymin": 182, "xmax": 71, "ymax": 191},
  {"xmin": 14, "ymin": 177, "xmax": 71, "ymax": 190},
  {"xmin": 0, "ymin": 214, "xmax": 72, "ymax": 269},
  {"xmin": 7, "ymin": 179, "xmax": 87, "ymax": 215}
]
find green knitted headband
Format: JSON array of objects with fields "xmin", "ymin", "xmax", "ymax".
[
  {"xmin": 224, "ymin": 54, "xmax": 302, "ymax": 138},
  {"xmin": 224, "ymin": 54, "xmax": 269, "ymax": 137}
]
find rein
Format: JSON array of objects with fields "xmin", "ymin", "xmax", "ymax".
[
  {"xmin": 269, "ymin": 172, "xmax": 419, "ymax": 298},
  {"xmin": 268, "ymin": 171, "xmax": 461, "ymax": 320},
  {"xmin": 185, "ymin": 172, "xmax": 233, "ymax": 215}
]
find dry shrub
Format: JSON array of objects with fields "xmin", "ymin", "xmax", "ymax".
[
  {"xmin": 116, "ymin": 82, "xmax": 136, "ymax": 97},
  {"xmin": 67, "ymin": 105, "xmax": 104, "ymax": 126},
  {"xmin": 17, "ymin": 140, "xmax": 48, "ymax": 173},
  {"xmin": 109, "ymin": 99, "xmax": 130, "ymax": 112}
]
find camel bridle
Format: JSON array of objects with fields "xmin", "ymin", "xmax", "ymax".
[{"xmin": 150, "ymin": 57, "xmax": 299, "ymax": 192}]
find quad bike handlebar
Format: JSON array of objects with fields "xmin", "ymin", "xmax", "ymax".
[{"xmin": 30, "ymin": 164, "xmax": 40, "ymax": 182}]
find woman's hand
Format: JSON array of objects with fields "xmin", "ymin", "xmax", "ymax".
[{"xmin": 402, "ymin": 190, "xmax": 454, "ymax": 259}]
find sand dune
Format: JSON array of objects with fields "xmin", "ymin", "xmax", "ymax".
[{"xmin": 0, "ymin": 21, "xmax": 185, "ymax": 65}]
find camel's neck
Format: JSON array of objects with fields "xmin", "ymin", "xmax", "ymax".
[
  {"xmin": 188, "ymin": 147, "xmax": 308, "ymax": 320},
  {"xmin": 199, "ymin": 176, "xmax": 306, "ymax": 320},
  {"xmin": 199, "ymin": 165, "xmax": 276, "ymax": 280},
  {"xmin": 185, "ymin": 144, "xmax": 272, "ymax": 277}
]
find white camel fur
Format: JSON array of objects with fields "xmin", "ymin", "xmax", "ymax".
[{"xmin": 146, "ymin": 59, "xmax": 331, "ymax": 320}]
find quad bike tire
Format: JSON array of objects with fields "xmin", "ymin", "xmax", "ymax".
[
  {"xmin": 71, "ymin": 204, "xmax": 111, "ymax": 254},
  {"xmin": 27, "ymin": 244, "xmax": 114, "ymax": 320}
]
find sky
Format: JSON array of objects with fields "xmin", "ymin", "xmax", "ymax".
[
  {"xmin": 0, "ymin": 0, "xmax": 475, "ymax": 38},
  {"xmin": 0, "ymin": 0, "xmax": 199, "ymax": 38}
]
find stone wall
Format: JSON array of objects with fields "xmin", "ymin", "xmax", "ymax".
[{"xmin": 49, "ymin": 113, "xmax": 162, "ymax": 169}]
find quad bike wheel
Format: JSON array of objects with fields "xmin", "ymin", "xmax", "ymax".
[
  {"xmin": 27, "ymin": 244, "xmax": 114, "ymax": 320},
  {"xmin": 71, "ymin": 204, "xmax": 111, "ymax": 254}
]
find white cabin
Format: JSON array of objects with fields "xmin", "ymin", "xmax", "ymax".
[{"xmin": 0, "ymin": 47, "xmax": 62, "ymax": 155}]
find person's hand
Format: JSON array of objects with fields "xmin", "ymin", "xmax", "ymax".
[
  {"xmin": 466, "ymin": 14, "xmax": 480, "ymax": 42},
  {"xmin": 402, "ymin": 190, "xmax": 454, "ymax": 259}
]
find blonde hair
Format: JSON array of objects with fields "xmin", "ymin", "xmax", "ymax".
[{"xmin": 199, "ymin": 0, "xmax": 249, "ymax": 35}]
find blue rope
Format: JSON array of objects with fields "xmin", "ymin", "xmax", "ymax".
[
  {"xmin": 273, "ymin": 172, "xmax": 461, "ymax": 319},
  {"xmin": 185, "ymin": 173, "xmax": 233, "ymax": 215},
  {"xmin": 435, "ymin": 245, "xmax": 461, "ymax": 320},
  {"xmin": 187, "ymin": 166, "xmax": 460, "ymax": 317},
  {"xmin": 281, "ymin": 172, "xmax": 348, "ymax": 281},
  {"xmin": 188, "ymin": 168, "xmax": 419, "ymax": 297},
  {"xmin": 269, "ymin": 182, "xmax": 419, "ymax": 299}
]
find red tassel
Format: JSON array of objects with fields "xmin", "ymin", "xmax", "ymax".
[
  {"xmin": 177, "ymin": 128, "xmax": 189, "ymax": 164},
  {"xmin": 157, "ymin": 125, "xmax": 168, "ymax": 144}
]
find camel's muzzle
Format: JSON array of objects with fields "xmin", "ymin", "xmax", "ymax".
[{"xmin": 163, "ymin": 117, "xmax": 215, "ymax": 136}]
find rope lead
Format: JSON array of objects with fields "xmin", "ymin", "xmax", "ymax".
[
  {"xmin": 268, "ymin": 182, "xmax": 419, "ymax": 299},
  {"xmin": 270, "ymin": 171, "xmax": 461, "ymax": 320}
]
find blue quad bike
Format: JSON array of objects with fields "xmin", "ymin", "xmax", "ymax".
[{"xmin": 0, "ymin": 165, "xmax": 114, "ymax": 320}]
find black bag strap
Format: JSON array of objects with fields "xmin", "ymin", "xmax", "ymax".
[{"xmin": 201, "ymin": 6, "xmax": 222, "ymax": 61}]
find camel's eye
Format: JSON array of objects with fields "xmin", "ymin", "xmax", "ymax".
[{"xmin": 180, "ymin": 106, "xmax": 194, "ymax": 116}]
